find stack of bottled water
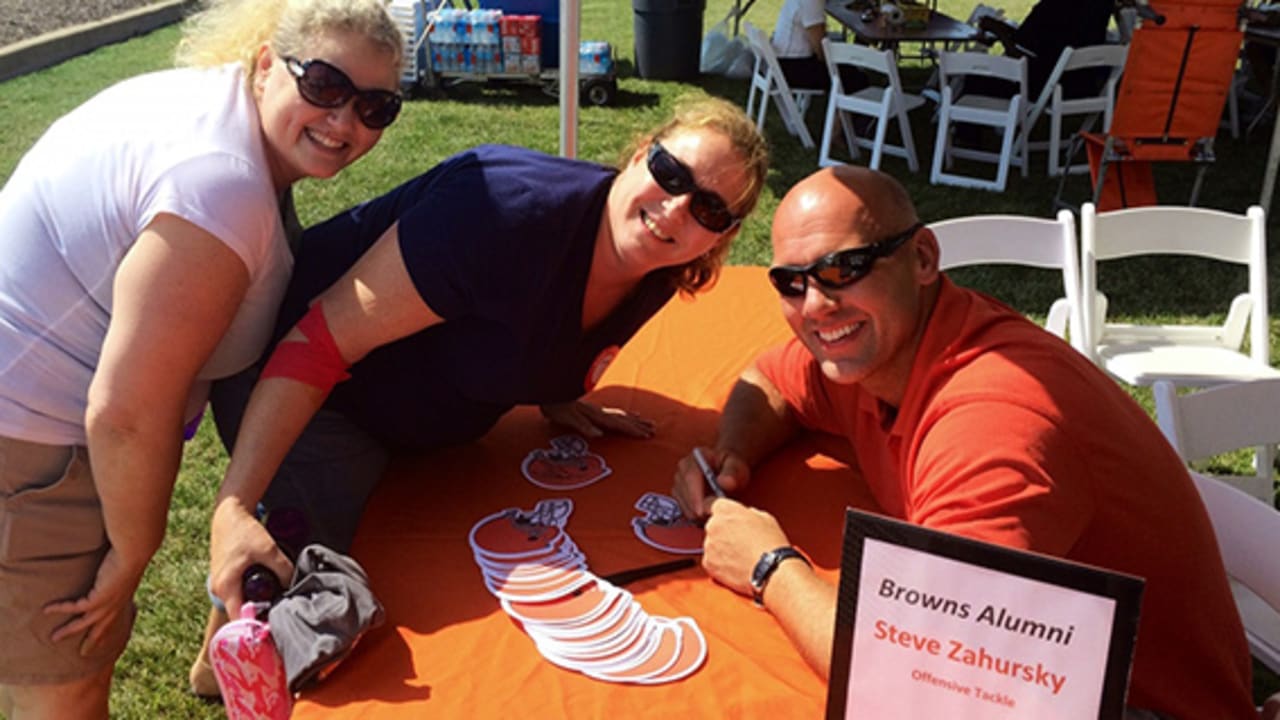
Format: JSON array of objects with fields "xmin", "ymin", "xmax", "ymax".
[
  {"xmin": 500, "ymin": 14, "xmax": 542, "ymax": 74},
  {"xmin": 470, "ymin": 9, "xmax": 504, "ymax": 74},
  {"xmin": 422, "ymin": 7, "xmax": 610, "ymax": 79},
  {"xmin": 428, "ymin": 8, "xmax": 504, "ymax": 74},
  {"xmin": 577, "ymin": 41, "xmax": 613, "ymax": 76}
]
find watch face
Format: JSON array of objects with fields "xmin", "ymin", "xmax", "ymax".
[{"xmin": 751, "ymin": 549, "xmax": 778, "ymax": 590}]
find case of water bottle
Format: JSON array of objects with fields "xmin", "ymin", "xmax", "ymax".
[
  {"xmin": 388, "ymin": 0, "xmax": 616, "ymax": 104},
  {"xmin": 427, "ymin": 7, "xmax": 506, "ymax": 75}
]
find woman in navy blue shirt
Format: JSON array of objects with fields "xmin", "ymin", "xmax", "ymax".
[{"xmin": 189, "ymin": 97, "xmax": 769, "ymax": 688}]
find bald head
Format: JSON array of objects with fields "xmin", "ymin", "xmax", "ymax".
[
  {"xmin": 772, "ymin": 167, "xmax": 919, "ymax": 256},
  {"xmin": 766, "ymin": 167, "xmax": 939, "ymax": 403}
]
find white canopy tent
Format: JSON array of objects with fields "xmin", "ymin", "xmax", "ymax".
[{"xmin": 558, "ymin": 0, "xmax": 581, "ymax": 158}]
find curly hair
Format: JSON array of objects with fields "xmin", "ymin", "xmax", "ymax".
[
  {"xmin": 619, "ymin": 96, "xmax": 770, "ymax": 295},
  {"xmin": 174, "ymin": 0, "xmax": 404, "ymax": 81}
]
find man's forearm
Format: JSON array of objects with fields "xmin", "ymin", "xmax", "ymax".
[
  {"xmin": 716, "ymin": 365, "xmax": 800, "ymax": 470},
  {"xmin": 760, "ymin": 559, "xmax": 838, "ymax": 679}
]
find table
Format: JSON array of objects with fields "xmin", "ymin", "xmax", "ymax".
[
  {"xmin": 729, "ymin": 0, "xmax": 758, "ymax": 36},
  {"xmin": 825, "ymin": 0, "xmax": 977, "ymax": 51},
  {"xmin": 289, "ymin": 267, "xmax": 882, "ymax": 719}
]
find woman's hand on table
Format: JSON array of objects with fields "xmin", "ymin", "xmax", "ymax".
[
  {"xmin": 701, "ymin": 498, "xmax": 790, "ymax": 597},
  {"xmin": 539, "ymin": 400, "xmax": 655, "ymax": 439},
  {"xmin": 672, "ymin": 446, "xmax": 750, "ymax": 519},
  {"xmin": 209, "ymin": 499, "xmax": 294, "ymax": 619}
]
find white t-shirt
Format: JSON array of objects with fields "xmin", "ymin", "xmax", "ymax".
[
  {"xmin": 0, "ymin": 63, "xmax": 293, "ymax": 445},
  {"xmin": 772, "ymin": 0, "xmax": 826, "ymax": 58}
]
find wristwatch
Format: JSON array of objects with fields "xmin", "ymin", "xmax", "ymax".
[{"xmin": 750, "ymin": 546, "xmax": 810, "ymax": 607}]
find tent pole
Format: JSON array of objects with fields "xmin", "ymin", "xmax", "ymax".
[{"xmin": 559, "ymin": 0, "xmax": 580, "ymax": 157}]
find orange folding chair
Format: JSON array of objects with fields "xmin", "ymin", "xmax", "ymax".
[{"xmin": 1056, "ymin": 0, "xmax": 1245, "ymax": 210}]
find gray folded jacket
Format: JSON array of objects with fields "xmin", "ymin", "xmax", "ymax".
[{"xmin": 267, "ymin": 544, "xmax": 385, "ymax": 692}]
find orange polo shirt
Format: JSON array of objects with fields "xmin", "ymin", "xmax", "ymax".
[{"xmin": 756, "ymin": 277, "xmax": 1255, "ymax": 719}]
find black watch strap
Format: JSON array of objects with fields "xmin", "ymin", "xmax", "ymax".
[{"xmin": 750, "ymin": 546, "xmax": 810, "ymax": 607}]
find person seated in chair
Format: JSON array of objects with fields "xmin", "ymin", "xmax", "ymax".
[
  {"xmin": 771, "ymin": 0, "xmax": 868, "ymax": 93},
  {"xmin": 1241, "ymin": 4, "xmax": 1280, "ymax": 116},
  {"xmin": 977, "ymin": 0, "xmax": 1117, "ymax": 100}
]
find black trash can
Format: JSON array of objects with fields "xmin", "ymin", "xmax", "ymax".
[{"xmin": 633, "ymin": 0, "xmax": 705, "ymax": 80}]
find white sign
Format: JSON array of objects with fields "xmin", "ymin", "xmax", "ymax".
[{"xmin": 828, "ymin": 511, "xmax": 1143, "ymax": 720}]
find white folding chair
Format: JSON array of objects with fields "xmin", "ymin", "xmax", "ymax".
[
  {"xmin": 1190, "ymin": 469, "xmax": 1280, "ymax": 676},
  {"xmin": 1017, "ymin": 44, "xmax": 1129, "ymax": 177},
  {"xmin": 818, "ymin": 39, "xmax": 926, "ymax": 172},
  {"xmin": 1154, "ymin": 378, "xmax": 1278, "ymax": 504},
  {"xmin": 1079, "ymin": 203, "xmax": 1279, "ymax": 387},
  {"xmin": 743, "ymin": 21, "xmax": 823, "ymax": 150},
  {"xmin": 921, "ymin": 5, "xmax": 1014, "ymax": 106},
  {"xmin": 930, "ymin": 210, "xmax": 1084, "ymax": 351},
  {"xmin": 930, "ymin": 51, "xmax": 1028, "ymax": 192},
  {"xmin": 1151, "ymin": 379, "xmax": 1280, "ymax": 674}
]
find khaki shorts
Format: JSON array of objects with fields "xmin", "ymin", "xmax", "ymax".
[{"xmin": 0, "ymin": 436, "xmax": 133, "ymax": 684}]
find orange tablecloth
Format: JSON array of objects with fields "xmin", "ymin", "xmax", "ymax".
[{"xmin": 291, "ymin": 266, "xmax": 881, "ymax": 719}]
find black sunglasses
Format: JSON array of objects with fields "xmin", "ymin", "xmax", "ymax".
[
  {"xmin": 646, "ymin": 141, "xmax": 741, "ymax": 233},
  {"xmin": 283, "ymin": 56, "xmax": 402, "ymax": 130},
  {"xmin": 768, "ymin": 223, "xmax": 923, "ymax": 298}
]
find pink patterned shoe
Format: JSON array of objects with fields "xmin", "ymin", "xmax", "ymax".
[{"xmin": 209, "ymin": 603, "xmax": 292, "ymax": 720}]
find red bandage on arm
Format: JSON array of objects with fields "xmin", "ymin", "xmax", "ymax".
[{"xmin": 259, "ymin": 303, "xmax": 352, "ymax": 393}]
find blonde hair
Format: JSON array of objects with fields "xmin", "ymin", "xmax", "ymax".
[
  {"xmin": 621, "ymin": 96, "xmax": 769, "ymax": 295},
  {"xmin": 175, "ymin": 0, "xmax": 404, "ymax": 79}
]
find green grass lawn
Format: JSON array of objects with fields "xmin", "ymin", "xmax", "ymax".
[{"xmin": 2, "ymin": 0, "xmax": 1278, "ymax": 714}]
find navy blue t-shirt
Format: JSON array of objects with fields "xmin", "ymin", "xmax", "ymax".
[{"xmin": 274, "ymin": 145, "xmax": 676, "ymax": 449}]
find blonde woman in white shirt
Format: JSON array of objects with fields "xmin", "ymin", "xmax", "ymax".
[{"xmin": 0, "ymin": 1, "xmax": 403, "ymax": 716}]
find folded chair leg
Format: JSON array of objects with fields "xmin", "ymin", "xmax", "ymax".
[
  {"xmin": 1052, "ymin": 135, "xmax": 1085, "ymax": 212},
  {"xmin": 819, "ymin": 96, "xmax": 838, "ymax": 167},
  {"xmin": 898, "ymin": 109, "xmax": 920, "ymax": 173},
  {"xmin": 777, "ymin": 95, "xmax": 799, "ymax": 135},
  {"xmin": 1188, "ymin": 165, "xmax": 1209, "ymax": 206},
  {"xmin": 930, "ymin": 112, "xmax": 949, "ymax": 186},
  {"xmin": 1092, "ymin": 165, "xmax": 1108, "ymax": 207},
  {"xmin": 994, "ymin": 120, "xmax": 1017, "ymax": 192},
  {"xmin": 1092, "ymin": 135, "xmax": 1124, "ymax": 207},
  {"xmin": 1071, "ymin": 115, "xmax": 1100, "ymax": 166},
  {"xmin": 870, "ymin": 114, "xmax": 890, "ymax": 170},
  {"xmin": 841, "ymin": 111, "xmax": 860, "ymax": 160}
]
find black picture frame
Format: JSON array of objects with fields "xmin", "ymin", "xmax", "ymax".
[{"xmin": 826, "ymin": 509, "xmax": 1145, "ymax": 720}]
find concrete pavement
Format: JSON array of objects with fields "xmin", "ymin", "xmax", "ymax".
[{"xmin": 0, "ymin": 0, "xmax": 196, "ymax": 83}]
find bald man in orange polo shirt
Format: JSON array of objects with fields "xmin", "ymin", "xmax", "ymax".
[{"xmin": 673, "ymin": 166, "xmax": 1259, "ymax": 719}]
